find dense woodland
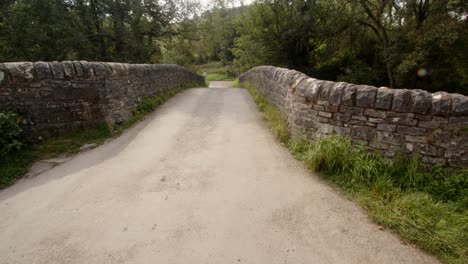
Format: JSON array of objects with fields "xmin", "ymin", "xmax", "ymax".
[{"xmin": 0, "ymin": 0, "xmax": 467, "ymax": 94}]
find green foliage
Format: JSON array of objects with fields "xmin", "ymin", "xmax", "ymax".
[
  {"xmin": 244, "ymin": 81, "xmax": 468, "ymax": 263},
  {"xmin": 196, "ymin": 62, "xmax": 236, "ymax": 81},
  {"xmin": 231, "ymin": 79, "xmax": 240, "ymax": 88},
  {"xmin": 0, "ymin": 147, "xmax": 35, "ymax": 188},
  {"xmin": 228, "ymin": 0, "xmax": 467, "ymax": 94},
  {"xmin": 337, "ymin": 61, "xmax": 384, "ymax": 86},
  {"xmin": 0, "ymin": 111, "xmax": 23, "ymax": 157},
  {"xmin": 0, "ymin": 0, "xmax": 199, "ymax": 62}
]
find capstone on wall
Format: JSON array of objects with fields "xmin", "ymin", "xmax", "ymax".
[
  {"xmin": 0, "ymin": 61, "xmax": 204, "ymax": 140},
  {"xmin": 239, "ymin": 66, "xmax": 468, "ymax": 167}
]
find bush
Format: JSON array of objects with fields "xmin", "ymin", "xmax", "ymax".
[{"xmin": 0, "ymin": 111, "xmax": 23, "ymax": 157}]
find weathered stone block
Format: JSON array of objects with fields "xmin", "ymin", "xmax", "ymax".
[
  {"xmin": 62, "ymin": 61, "xmax": 76, "ymax": 78},
  {"xmin": 387, "ymin": 113, "xmax": 417, "ymax": 126},
  {"xmin": 92, "ymin": 62, "xmax": 111, "ymax": 76},
  {"xmin": 418, "ymin": 121, "xmax": 439, "ymax": 129},
  {"xmin": 318, "ymin": 117, "xmax": 330, "ymax": 123},
  {"xmin": 329, "ymin": 83, "xmax": 345, "ymax": 106},
  {"xmin": 313, "ymin": 105, "xmax": 325, "ymax": 111},
  {"xmin": 351, "ymin": 115, "xmax": 367, "ymax": 121},
  {"xmin": 356, "ymin": 85, "xmax": 377, "ymax": 107},
  {"xmin": 80, "ymin": 61, "xmax": 94, "ymax": 76},
  {"xmin": 415, "ymin": 114, "xmax": 432, "ymax": 121},
  {"xmin": 451, "ymin": 94, "xmax": 468, "ymax": 116},
  {"xmin": 324, "ymin": 105, "xmax": 339, "ymax": 112},
  {"xmin": 34, "ymin": 62, "xmax": 52, "ymax": 79},
  {"xmin": 445, "ymin": 149, "xmax": 465, "ymax": 159},
  {"xmin": 318, "ymin": 81, "xmax": 334, "ymax": 101},
  {"xmin": 0, "ymin": 65, "xmax": 6, "ymax": 85},
  {"xmin": 392, "ymin": 89, "xmax": 413, "ymax": 112},
  {"xmin": 411, "ymin": 89, "xmax": 431, "ymax": 114},
  {"xmin": 370, "ymin": 140, "xmax": 389, "ymax": 149},
  {"xmin": 73, "ymin": 61, "xmax": 84, "ymax": 77},
  {"xmin": 317, "ymin": 100, "xmax": 329, "ymax": 106},
  {"xmin": 318, "ymin": 124, "xmax": 334, "ymax": 134},
  {"xmin": 377, "ymin": 131, "xmax": 401, "ymax": 145},
  {"xmin": 4, "ymin": 62, "xmax": 35, "ymax": 81},
  {"xmin": 335, "ymin": 113, "xmax": 351, "ymax": 122},
  {"xmin": 364, "ymin": 109, "xmax": 387, "ymax": 118},
  {"xmin": 340, "ymin": 106, "xmax": 363, "ymax": 115},
  {"xmin": 377, "ymin": 124, "xmax": 396, "ymax": 132},
  {"xmin": 431, "ymin": 92, "xmax": 451, "ymax": 116},
  {"xmin": 421, "ymin": 156, "xmax": 446, "ymax": 165},
  {"xmin": 341, "ymin": 84, "xmax": 356, "ymax": 106},
  {"xmin": 304, "ymin": 79, "xmax": 320, "ymax": 102},
  {"xmin": 418, "ymin": 144, "xmax": 443, "ymax": 156},
  {"xmin": 351, "ymin": 126, "xmax": 376, "ymax": 140},
  {"xmin": 333, "ymin": 126, "xmax": 350, "ymax": 135},
  {"xmin": 430, "ymin": 130, "xmax": 459, "ymax": 149},
  {"xmin": 375, "ymin": 87, "xmax": 393, "ymax": 110},
  {"xmin": 397, "ymin": 125, "xmax": 428, "ymax": 136},
  {"xmin": 449, "ymin": 116, "xmax": 468, "ymax": 124},
  {"xmin": 318, "ymin": 111, "xmax": 332, "ymax": 118},
  {"xmin": 368, "ymin": 117, "xmax": 384, "ymax": 123},
  {"xmin": 50, "ymin": 62, "xmax": 65, "ymax": 79},
  {"xmin": 404, "ymin": 135, "xmax": 427, "ymax": 143}
]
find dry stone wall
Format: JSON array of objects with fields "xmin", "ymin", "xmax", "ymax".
[
  {"xmin": 240, "ymin": 66, "xmax": 468, "ymax": 167},
  {"xmin": 0, "ymin": 61, "xmax": 204, "ymax": 140}
]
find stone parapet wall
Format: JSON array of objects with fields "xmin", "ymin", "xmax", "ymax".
[
  {"xmin": 0, "ymin": 61, "xmax": 204, "ymax": 140},
  {"xmin": 240, "ymin": 66, "xmax": 468, "ymax": 167}
]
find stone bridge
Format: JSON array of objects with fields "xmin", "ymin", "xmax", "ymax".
[{"xmin": 0, "ymin": 63, "xmax": 460, "ymax": 263}]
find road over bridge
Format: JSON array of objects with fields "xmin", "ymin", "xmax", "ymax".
[{"xmin": 0, "ymin": 82, "xmax": 438, "ymax": 264}]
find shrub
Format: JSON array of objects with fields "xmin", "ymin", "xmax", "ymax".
[{"xmin": 0, "ymin": 111, "xmax": 23, "ymax": 157}]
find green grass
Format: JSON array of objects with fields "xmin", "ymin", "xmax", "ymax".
[
  {"xmin": 231, "ymin": 79, "xmax": 240, "ymax": 88},
  {"xmin": 0, "ymin": 83, "xmax": 202, "ymax": 189},
  {"xmin": 239, "ymin": 81, "xmax": 468, "ymax": 264},
  {"xmin": 197, "ymin": 61, "xmax": 236, "ymax": 81}
]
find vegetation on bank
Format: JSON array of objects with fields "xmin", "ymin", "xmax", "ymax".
[
  {"xmin": 196, "ymin": 61, "xmax": 236, "ymax": 81},
  {"xmin": 0, "ymin": 84, "xmax": 202, "ymax": 189},
  {"xmin": 238, "ymin": 81, "xmax": 468, "ymax": 264}
]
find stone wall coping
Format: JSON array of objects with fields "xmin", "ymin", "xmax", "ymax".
[
  {"xmin": 245, "ymin": 66, "xmax": 468, "ymax": 117},
  {"xmin": 0, "ymin": 61, "xmax": 189, "ymax": 84}
]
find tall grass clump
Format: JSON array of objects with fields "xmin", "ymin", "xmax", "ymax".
[{"xmin": 241, "ymin": 81, "xmax": 468, "ymax": 264}]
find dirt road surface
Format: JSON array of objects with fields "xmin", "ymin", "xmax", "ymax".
[{"xmin": 0, "ymin": 82, "xmax": 438, "ymax": 264}]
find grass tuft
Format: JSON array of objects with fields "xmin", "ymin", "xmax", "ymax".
[
  {"xmin": 231, "ymin": 79, "xmax": 240, "ymax": 88},
  {"xmin": 240, "ymin": 80, "xmax": 468, "ymax": 264}
]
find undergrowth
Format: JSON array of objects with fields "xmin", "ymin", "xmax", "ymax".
[
  {"xmin": 239, "ymin": 80, "xmax": 468, "ymax": 264},
  {"xmin": 197, "ymin": 61, "xmax": 236, "ymax": 81},
  {"xmin": 0, "ymin": 83, "xmax": 202, "ymax": 189}
]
